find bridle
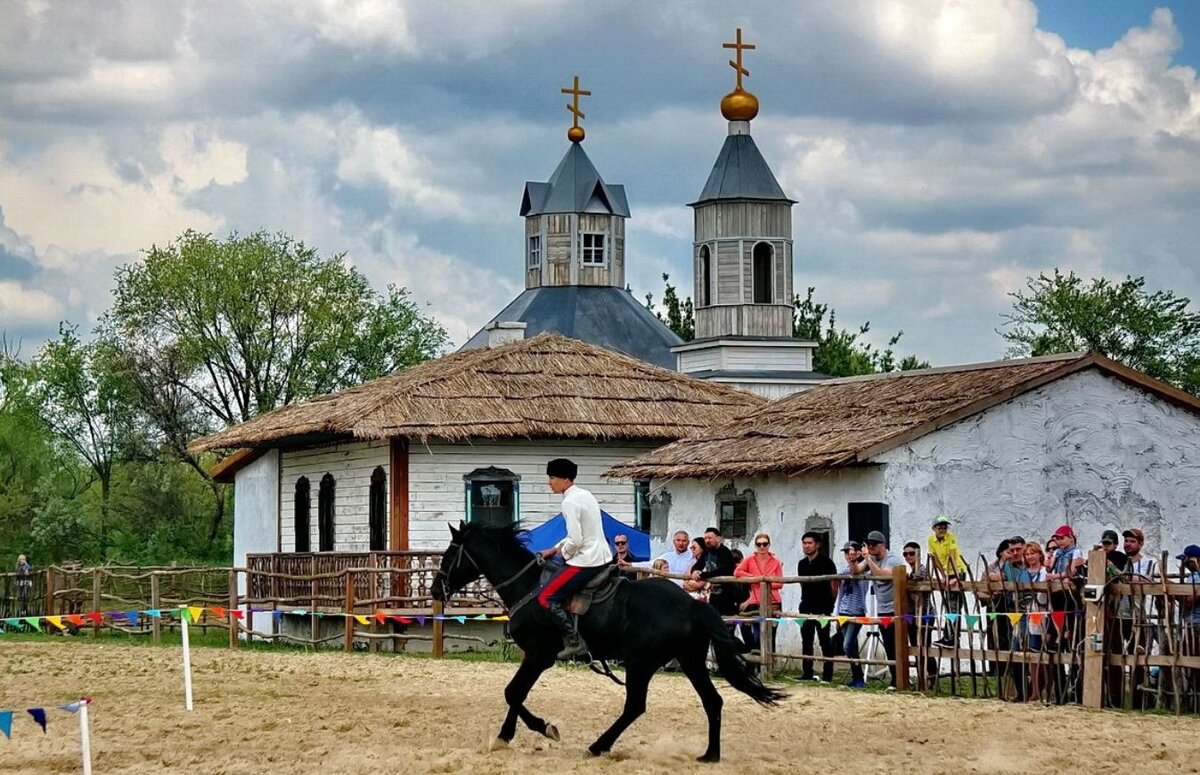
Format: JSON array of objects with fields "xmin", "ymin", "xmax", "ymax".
[{"xmin": 434, "ymin": 539, "xmax": 542, "ymax": 605}]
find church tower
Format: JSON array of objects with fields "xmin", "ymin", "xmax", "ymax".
[
  {"xmin": 461, "ymin": 77, "xmax": 683, "ymax": 368},
  {"xmin": 674, "ymin": 29, "xmax": 822, "ymax": 398}
]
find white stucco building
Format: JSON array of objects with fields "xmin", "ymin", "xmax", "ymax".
[{"xmin": 608, "ymin": 352, "xmax": 1200, "ymax": 648}]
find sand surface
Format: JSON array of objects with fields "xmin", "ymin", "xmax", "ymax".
[{"xmin": 0, "ymin": 640, "xmax": 1196, "ymax": 774}]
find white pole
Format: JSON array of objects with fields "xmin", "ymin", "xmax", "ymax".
[
  {"xmin": 181, "ymin": 609, "xmax": 194, "ymax": 711},
  {"xmin": 78, "ymin": 701, "xmax": 92, "ymax": 775}
]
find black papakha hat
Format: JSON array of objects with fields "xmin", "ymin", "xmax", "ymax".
[{"xmin": 546, "ymin": 458, "xmax": 578, "ymax": 480}]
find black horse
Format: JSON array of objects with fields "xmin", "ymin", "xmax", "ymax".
[{"xmin": 431, "ymin": 521, "xmax": 784, "ymax": 762}]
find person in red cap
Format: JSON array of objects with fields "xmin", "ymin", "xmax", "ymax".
[
  {"xmin": 1047, "ymin": 525, "xmax": 1084, "ymax": 581},
  {"xmin": 1046, "ymin": 524, "xmax": 1085, "ymax": 702}
]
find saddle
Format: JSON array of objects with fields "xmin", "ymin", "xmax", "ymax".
[{"xmin": 538, "ymin": 563, "xmax": 623, "ymax": 616}]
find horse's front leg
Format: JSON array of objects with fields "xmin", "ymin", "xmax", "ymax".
[
  {"xmin": 493, "ymin": 651, "xmax": 558, "ymax": 750},
  {"xmin": 588, "ymin": 663, "xmax": 654, "ymax": 756}
]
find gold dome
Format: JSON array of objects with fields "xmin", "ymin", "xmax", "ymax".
[
  {"xmin": 721, "ymin": 88, "xmax": 759, "ymax": 121},
  {"xmin": 567, "ymin": 125, "xmax": 586, "ymax": 143}
]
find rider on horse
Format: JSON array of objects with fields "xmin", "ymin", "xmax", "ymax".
[{"xmin": 536, "ymin": 458, "xmax": 612, "ymax": 659}]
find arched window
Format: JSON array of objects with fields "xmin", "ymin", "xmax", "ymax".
[
  {"xmin": 752, "ymin": 242, "xmax": 773, "ymax": 303},
  {"xmin": 369, "ymin": 466, "xmax": 387, "ymax": 551},
  {"xmin": 699, "ymin": 245, "xmax": 712, "ymax": 307},
  {"xmin": 294, "ymin": 477, "xmax": 311, "ymax": 553},
  {"xmin": 318, "ymin": 473, "xmax": 336, "ymax": 552}
]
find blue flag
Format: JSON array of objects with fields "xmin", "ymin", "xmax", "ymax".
[
  {"xmin": 27, "ymin": 707, "xmax": 46, "ymax": 732},
  {"xmin": 0, "ymin": 711, "xmax": 11, "ymax": 739}
]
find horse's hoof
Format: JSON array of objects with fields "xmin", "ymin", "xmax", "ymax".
[
  {"xmin": 544, "ymin": 723, "xmax": 561, "ymax": 742},
  {"xmin": 587, "ymin": 744, "xmax": 604, "ymax": 757},
  {"xmin": 697, "ymin": 752, "xmax": 720, "ymax": 763},
  {"xmin": 488, "ymin": 737, "xmax": 510, "ymax": 752}
]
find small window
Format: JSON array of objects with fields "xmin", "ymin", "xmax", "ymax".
[
  {"xmin": 527, "ymin": 235, "xmax": 541, "ymax": 269},
  {"xmin": 718, "ymin": 498, "xmax": 748, "ymax": 541},
  {"xmin": 463, "ymin": 467, "xmax": 521, "ymax": 528},
  {"xmin": 294, "ymin": 477, "xmax": 311, "ymax": 553},
  {"xmin": 582, "ymin": 233, "xmax": 605, "ymax": 265},
  {"xmin": 369, "ymin": 466, "xmax": 387, "ymax": 551},
  {"xmin": 634, "ymin": 481, "xmax": 652, "ymax": 534},
  {"xmin": 699, "ymin": 245, "xmax": 712, "ymax": 307},
  {"xmin": 318, "ymin": 473, "xmax": 336, "ymax": 552},
  {"xmin": 752, "ymin": 242, "xmax": 773, "ymax": 303}
]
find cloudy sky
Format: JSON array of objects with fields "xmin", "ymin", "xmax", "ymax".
[{"xmin": 1, "ymin": 1, "xmax": 1198, "ymax": 367}]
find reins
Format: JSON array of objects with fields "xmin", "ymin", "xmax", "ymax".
[{"xmin": 436, "ymin": 540, "xmax": 542, "ymax": 608}]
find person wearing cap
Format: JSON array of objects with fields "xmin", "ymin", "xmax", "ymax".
[
  {"xmin": 537, "ymin": 458, "xmax": 612, "ymax": 659},
  {"xmin": 1046, "ymin": 525, "xmax": 1085, "ymax": 701},
  {"xmin": 1047, "ymin": 525, "xmax": 1085, "ymax": 581},
  {"xmin": 928, "ymin": 518, "xmax": 967, "ymax": 647},
  {"xmin": 854, "ymin": 530, "xmax": 903, "ymax": 687},
  {"xmin": 1114, "ymin": 527, "xmax": 1158, "ymax": 707},
  {"xmin": 835, "ymin": 541, "xmax": 868, "ymax": 687}
]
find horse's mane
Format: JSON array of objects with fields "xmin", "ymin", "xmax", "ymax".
[{"xmin": 467, "ymin": 523, "xmax": 534, "ymax": 558}]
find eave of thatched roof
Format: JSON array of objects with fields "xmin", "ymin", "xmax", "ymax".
[
  {"xmin": 189, "ymin": 333, "xmax": 765, "ymax": 458},
  {"xmin": 604, "ymin": 352, "xmax": 1200, "ymax": 481}
]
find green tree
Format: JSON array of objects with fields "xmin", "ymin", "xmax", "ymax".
[
  {"xmin": 793, "ymin": 287, "xmax": 929, "ymax": 377},
  {"xmin": 643, "ymin": 273, "xmax": 694, "ymax": 341},
  {"xmin": 1000, "ymin": 271, "xmax": 1200, "ymax": 394}
]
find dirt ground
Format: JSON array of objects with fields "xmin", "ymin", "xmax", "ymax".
[{"xmin": 0, "ymin": 640, "xmax": 1197, "ymax": 774}]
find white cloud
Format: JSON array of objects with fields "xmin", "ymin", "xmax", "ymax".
[{"xmin": 0, "ymin": 280, "xmax": 62, "ymax": 324}]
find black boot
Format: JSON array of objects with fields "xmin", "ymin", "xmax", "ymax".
[{"xmin": 547, "ymin": 602, "xmax": 587, "ymax": 660}]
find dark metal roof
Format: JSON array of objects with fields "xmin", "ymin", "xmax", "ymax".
[
  {"xmin": 520, "ymin": 144, "xmax": 630, "ymax": 217},
  {"xmin": 684, "ymin": 369, "xmax": 829, "ymax": 381},
  {"xmin": 460, "ymin": 286, "xmax": 682, "ymax": 368},
  {"xmin": 691, "ymin": 133, "xmax": 795, "ymax": 206}
]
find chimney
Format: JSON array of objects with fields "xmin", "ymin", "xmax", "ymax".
[{"xmin": 485, "ymin": 321, "xmax": 527, "ymax": 348}]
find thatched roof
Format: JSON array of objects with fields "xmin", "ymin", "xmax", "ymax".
[
  {"xmin": 189, "ymin": 333, "xmax": 764, "ymax": 455},
  {"xmin": 605, "ymin": 352, "xmax": 1200, "ymax": 480}
]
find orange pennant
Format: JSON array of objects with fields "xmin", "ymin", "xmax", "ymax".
[{"xmin": 211, "ymin": 606, "xmax": 226, "ymax": 618}]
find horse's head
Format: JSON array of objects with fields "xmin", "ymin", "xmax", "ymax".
[{"xmin": 432, "ymin": 521, "xmax": 482, "ymax": 602}]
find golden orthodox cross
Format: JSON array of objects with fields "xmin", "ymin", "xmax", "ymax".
[
  {"xmin": 723, "ymin": 27, "xmax": 756, "ymax": 90},
  {"xmin": 561, "ymin": 75, "xmax": 591, "ymax": 130}
]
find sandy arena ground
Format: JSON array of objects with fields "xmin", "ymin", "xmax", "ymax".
[{"xmin": 0, "ymin": 640, "xmax": 1197, "ymax": 774}]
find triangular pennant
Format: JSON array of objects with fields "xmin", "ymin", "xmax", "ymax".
[
  {"xmin": 188, "ymin": 607, "xmax": 205, "ymax": 624},
  {"xmin": 1028, "ymin": 612, "xmax": 1046, "ymax": 626},
  {"xmin": 965, "ymin": 615, "xmax": 981, "ymax": 629},
  {"xmin": 986, "ymin": 612, "xmax": 999, "ymax": 620},
  {"xmin": 878, "ymin": 616, "xmax": 893, "ymax": 628},
  {"xmin": 4, "ymin": 618, "xmax": 20, "ymax": 628},
  {"xmin": 492, "ymin": 616, "xmax": 508, "ymax": 622},
  {"xmin": 817, "ymin": 617, "xmax": 830, "ymax": 627},
  {"xmin": 391, "ymin": 616, "xmax": 411, "ymax": 624},
  {"xmin": 0, "ymin": 711, "xmax": 11, "ymax": 739},
  {"xmin": 272, "ymin": 611, "xmax": 284, "ymax": 620},
  {"xmin": 374, "ymin": 612, "xmax": 388, "ymax": 623},
  {"xmin": 854, "ymin": 616, "xmax": 871, "ymax": 624},
  {"xmin": 1050, "ymin": 611, "xmax": 1067, "ymax": 630},
  {"xmin": 944, "ymin": 613, "xmax": 960, "ymax": 623},
  {"xmin": 473, "ymin": 614, "xmax": 490, "ymax": 621},
  {"xmin": 45, "ymin": 616, "xmax": 65, "ymax": 631},
  {"xmin": 145, "ymin": 609, "xmax": 162, "ymax": 618},
  {"xmin": 27, "ymin": 707, "xmax": 47, "ymax": 732},
  {"xmin": 415, "ymin": 616, "xmax": 426, "ymax": 626},
  {"xmin": 125, "ymin": 611, "xmax": 139, "ymax": 626},
  {"xmin": 230, "ymin": 610, "xmax": 244, "ymax": 620},
  {"xmin": 23, "ymin": 617, "xmax": 42, "ymax": 631},
  {"xmin": 353, "ymin": 615, "xmax": 369, "ymax": 625},
  {"xmin": 836, "ymin": 616, "xmax": 849, "ymax": 626},
  {"xmin": 921, "ymin": 614, "xmax": 936, "ymax": 623},
  {"xmin": 454, "ymin": 616, "xmax": 467, "ymax": 624},
  {"xmin": 86, "ymin": 612, "xmax": 103, "ymax": 624},
  {"xmin": 290, "ymin": 609, "xmax": 307, "ymax": 616},
  {"xmin": 58, "ymin": 698, "xmax": 89, "ymax": 714},
  {"xmin": 210, "ymin": 606, "xmax": 226, "ymax": 618},
  {"xmin": 67, "ymin": 615, "xmax": 86, "ymax": 627},
  {"xmin": 1007, "ymin": 612, "xmax": 1023, "ymax": 626}
]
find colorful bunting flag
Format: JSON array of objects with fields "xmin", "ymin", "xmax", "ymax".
[
  {"xmin": 45, "ymin": 616, "xmax": 64, "ymax": 631},
  {"xmin": 966, "ymin": 614, "xmax": 981, "ymax": 629},
  {"xmin": 187, "ymin": 606, "xmax": 205, "ymax": 624},
  {"xmin": 210, "ymin": 606, "xmax": 226, "ymax": 618},
  {"xmin": 23, "ymin": 617, "xmax": 41, "ymax": 632},
  {"xmin": 353, "ymin": 615, "xmax": 370, "ymax": 625},
  {"xmin": 0, "ymin": 711, "xmax": 10, "ymax": 739},
  {"xmin": 1007, "ymin": 613, "xmax": 1023, "ymax": 627},
  {"xmin": 27, "ymin": 708, "xmax": 46, "ymax": 733}
]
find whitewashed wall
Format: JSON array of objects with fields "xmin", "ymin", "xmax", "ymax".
[
  {"xmin": 876, "ymin": 369, "xmax": 1200, "ymax": 570},
  {"xmin": 408, "ymin": 439, "xmax": 659, "ymax": 548},
  {"xmin": 280, "ymin": 440, "xmax": 390, "ymax": 552},
  {"xmin": 276, "ymin": 438, "xmax": 658, "ymax": 551},
  {"xmin": 233, "ymin": 450, "xmax": 279, "ymax": 635}
]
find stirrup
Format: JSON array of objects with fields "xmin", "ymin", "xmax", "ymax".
[{"xmin": 557, "ymin": 636, "xmax": 588, "ymax": 660}]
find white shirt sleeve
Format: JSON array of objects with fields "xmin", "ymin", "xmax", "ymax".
[{"xmin": 556, "ymin": 496, "xmax": 583, "ymax": 560}]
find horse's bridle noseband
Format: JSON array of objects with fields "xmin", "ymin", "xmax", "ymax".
[{"xmin": 434, "ymin": 540, "xmax": 541, "ymax": 606}]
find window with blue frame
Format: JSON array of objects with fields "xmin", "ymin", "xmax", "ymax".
[{"xmin": 463, "ymin": 467, "xmax": 520, "ymax": 528}]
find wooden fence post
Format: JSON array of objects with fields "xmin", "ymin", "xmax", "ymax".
[
  {"xmin": 1081, "ymin": 548, "xmax": 1107, "ymax": 708},
  {"xmin": 759, "ymin": 580, "xmax": 774, "ymax": 678},
  {"xmin": 893, "ymin": 564, "xmax": 910, "ymax": 691},
  {"xmin": 150, "ymin": 573, "xmax": 161, "ymax": 644},
  {"xmin": 228, "ymin": 568, "xmax": 239, "ymax": 650},
  {"xmin": 310, "ymin": 556, "xmax": 319, "ymax": 646},
  {"xmin": 432, "ymin": 600, "xmax": 445, "ymax": 659},
  {"xmin": 344, "ymin": 571, "xmax": 356, "ymax": 653},
  {"xmin": 91, "ymin": 571, "xmax": 101, "ymax": 639},
  {"xmin": 44, "ymin": 568, "xmax": 55, "ymax": 617}
]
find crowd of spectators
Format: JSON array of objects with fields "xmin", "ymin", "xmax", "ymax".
[{"xmin": 641, "ymin": 520, "xmax": 1199, "ymax": 704}]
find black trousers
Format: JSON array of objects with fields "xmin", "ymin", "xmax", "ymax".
[
  {"xmin": 879, "ymin": 619, "xmax": 898, "ymax": 687},
  {"xmin": 800, "ymin": 618, "xmax": 834, "ymax": 681}
]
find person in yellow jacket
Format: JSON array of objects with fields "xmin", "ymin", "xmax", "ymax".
[{"xmin": 927, "ymin": 517, "xmax": 967, "ymax": 646}]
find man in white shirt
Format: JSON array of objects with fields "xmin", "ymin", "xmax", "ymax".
[
  {"xmin": 657, "ymin": 530, "xmax": 692, "ymax": 586},
  {"xmin": 537, "ymin": 458, "xmax": 613, "ymax": 659}
]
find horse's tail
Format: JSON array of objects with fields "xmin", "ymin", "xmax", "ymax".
[{"xmin": 694, "ymin": 602, "xmax": 786, "ymax": 706}]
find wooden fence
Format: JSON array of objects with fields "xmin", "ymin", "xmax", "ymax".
[{"xmin": 7, "ymin": 549, "xmax": 1198, "ymax": 712}]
